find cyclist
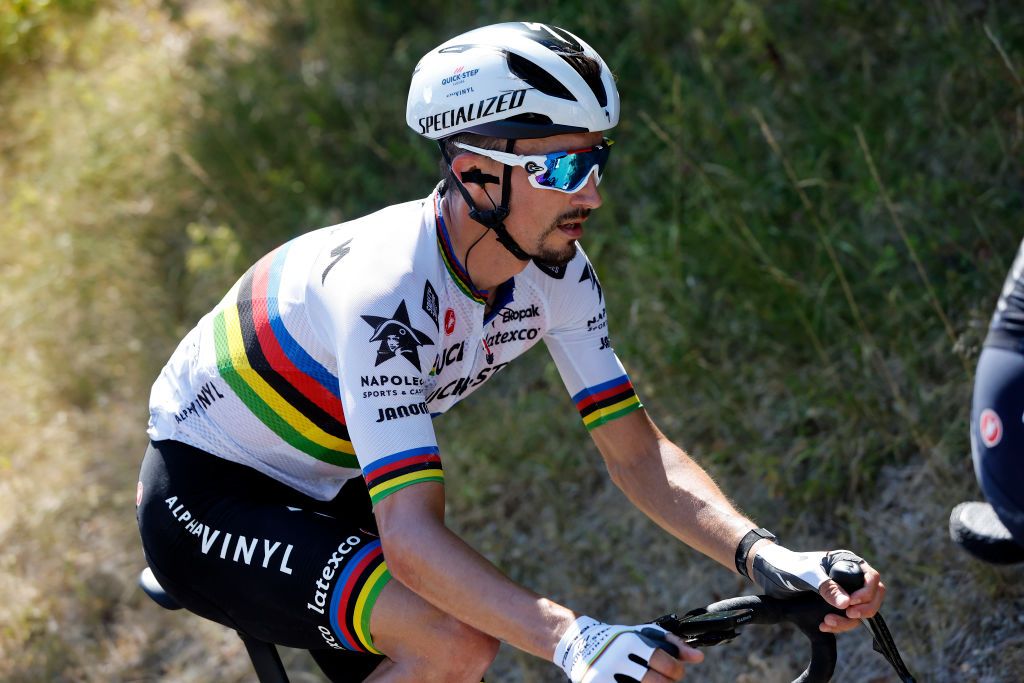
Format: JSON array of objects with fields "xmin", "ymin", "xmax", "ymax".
[
  {"xmin": 950, "ymin": 237, "xmax": 1024, "ymax": 564},
  {"xmin": 137, "ymin": 22, "xmax": 886, "ymax": 682}
]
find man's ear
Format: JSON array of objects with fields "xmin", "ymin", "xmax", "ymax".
[{"xmin": 450, "ymin": 153, "xmax": 502, "ymax": 204}]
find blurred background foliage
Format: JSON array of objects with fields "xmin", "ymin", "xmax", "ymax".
[{"xmin": 1, "ymin": 0, "xmax": 1022, "ymax": 680}]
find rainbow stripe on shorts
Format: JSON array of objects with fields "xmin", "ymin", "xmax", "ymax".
[{"xmin": 328, "ymin": 540, "xmax": 392, "ymax": 654}]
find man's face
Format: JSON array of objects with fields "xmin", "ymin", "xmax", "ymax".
[{"xmin": 504, "ymin": 132, "xmax": 606, "ymax": 267}]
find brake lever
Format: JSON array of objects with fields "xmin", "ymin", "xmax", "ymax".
[
  {"xmin": 655, "ymin": 607, "xmax": 754, "ymax": 647},
  {"xmin": 827, "ymin": 558, "xmax": 916, "ymax": 683}
]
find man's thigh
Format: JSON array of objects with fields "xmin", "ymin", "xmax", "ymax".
[{"xmin": 137, "ymin": 440, "xmax": 390, "ymax": 657}]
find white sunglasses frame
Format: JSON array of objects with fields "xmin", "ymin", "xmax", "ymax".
[{"xmin": 452, "ymin": 138, "xmax": 613, "ymax": 194}]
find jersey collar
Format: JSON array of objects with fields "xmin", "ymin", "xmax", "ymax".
[{"xmin": 434, "ymin": 192, "xmax": 490, "ymax": 305}]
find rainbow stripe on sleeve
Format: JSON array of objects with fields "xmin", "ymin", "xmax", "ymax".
[
  {"xmin": 362, "ymin": 446, "xmax": 444, "ymax": 505},
  {"xmin": 573, "ymin": 375, "xmax": 642, "ymax": 430},
  {"xmin": 328, "ymin": 540, "xmax": 392, "ymax": 654}
]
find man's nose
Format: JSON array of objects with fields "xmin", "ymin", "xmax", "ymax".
[{"xmin": 570, "ymin": 174, "xmax": 603, "ymax": 210}]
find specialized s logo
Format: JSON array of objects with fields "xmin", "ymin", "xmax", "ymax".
[
  {"xmin": 361, "ymin": 301, "xmax": 434, "ymax": 371},
  {"xmin": 321, "ymin": 239, "xmax": 352, "ymax": 285},
  {"xmin": 579, "ymin": 262, "xmax": 603, "ymax": 304},
  {"xmin": 524, "ymin": 161, "xmax": 544, "ymax": 174}
]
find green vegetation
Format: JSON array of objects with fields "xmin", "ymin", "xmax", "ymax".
[{"xmin": 1, "ymin": 1, "xmax": 1022, "ymax": 680}]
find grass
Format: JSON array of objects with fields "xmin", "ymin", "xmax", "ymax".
[{"xmin": 1, "ymin": 0, "xmax": 1022, "ymax": 680}]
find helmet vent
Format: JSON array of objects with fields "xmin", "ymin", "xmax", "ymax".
[
  {"xmin": 506, "ymin": 52, "xmax": 576, "ymax": 101},
  {"xmin": 503, "ymin": 112, "xmax": 554, "ymax": 126},
  {"xmin": 559, "ymin": 53, "xmax": 608, "ymax": 108}
]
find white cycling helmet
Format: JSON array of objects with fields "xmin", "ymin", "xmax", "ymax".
[{"xmin": 407, "ymin": 21, "xmax": 619, "ymax": 140}]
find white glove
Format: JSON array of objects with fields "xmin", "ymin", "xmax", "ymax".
[
  {"xmin": 752, "ymin": 544, "xmax": 863, "ymax": 598},
  {"xmin": 554, "ymin": 616, "xmax": 673, "ymax": 683}
]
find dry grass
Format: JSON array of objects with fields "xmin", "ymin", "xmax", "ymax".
[{"xmin": 2, "ymin": 2, "xmax": 1023, "ymax": 682}]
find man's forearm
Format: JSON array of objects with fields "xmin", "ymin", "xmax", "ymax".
[
  {"xmin": 604, "ymin": 435, "xmax": 758, "ymax": 573},
  {"xmin": 379, "ymin": 503, "xmax": 575, "ymax": 659}
]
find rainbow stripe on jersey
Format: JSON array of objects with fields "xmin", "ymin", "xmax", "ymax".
[
  {"xmin": 328, "ymin": 540, "xmax": 391, "ymax": 653},
  {"xmin": 212, "ymin": 244, "xmax": 358, "ymax": 468},
  {"xmin": 573, "ymin": 375, "xmax": 642, "ymax": 430},
  {"xmin": 435, "ymin": 194, "xmax": 488, "ymax": 304},
  {"xmin": 363, "ymin": 446, "xmax": 444, "ymax": 505}
]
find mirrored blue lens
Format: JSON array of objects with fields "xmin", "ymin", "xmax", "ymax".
[{"xmin": 535, "ymin": 142, "xmax": 612, "ymax": 192}]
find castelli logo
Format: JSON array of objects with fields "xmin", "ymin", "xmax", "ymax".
[
  {"xmin": 980, "ymin": 409, "xmax": 1003, "ymax": 448},
  {"xmin": 444, "ymin": 308, "xmax": 456, "ymax": 336}
]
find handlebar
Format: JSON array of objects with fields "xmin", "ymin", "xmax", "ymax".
[
  {"xmin": 660, "ymin": 592, "xmax": 842, "ymax": 683},
  {"xmin": 654, "ymin": 557, "xmax": 914, "ymax": 683}
]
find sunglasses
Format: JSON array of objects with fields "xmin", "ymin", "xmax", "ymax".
[{"xmin": 453, "ymin": 138, "xmax": 614, "ymax": 194}]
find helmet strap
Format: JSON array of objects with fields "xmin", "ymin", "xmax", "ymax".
[{"xmin": 437, "ymin": 139, "xmax": 531, "ymax": 262}]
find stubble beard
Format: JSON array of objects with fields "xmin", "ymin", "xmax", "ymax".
[{"xmin": 529, "ymin": 209, "xmax": 591, "ymax": 267}]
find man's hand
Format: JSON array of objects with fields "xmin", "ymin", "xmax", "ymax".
[
  {"xmin": 817, "ymin": 556, "xmax": 885, "ymax": 634},
  {"xmin": 554, "ymin": 616, "xmax": 703, "ymax": 682},
  {"xmin": 751, "ymin": 545, "xmax": 887, "ymax": 634}
]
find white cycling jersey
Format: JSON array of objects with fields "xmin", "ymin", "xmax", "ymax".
[{"xmin": 148, "ymin": 189, "xmax": 642, "ymax": 502}]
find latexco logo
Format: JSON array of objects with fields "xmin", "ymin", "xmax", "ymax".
[{"xmin": 307, "ymin": 535, "xmax": 363, "ymax": 617}]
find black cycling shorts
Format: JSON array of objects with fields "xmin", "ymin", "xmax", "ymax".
[
  {"xmin": 136, "ymin": 439, "xmax": 388, "ymax": 678},
  {"xmin": 972, "ymin": 346, "xmax": 1024, "ymax": 544}
]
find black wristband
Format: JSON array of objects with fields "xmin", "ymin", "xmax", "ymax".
[{"xmin": 735, "ymin": 528, "xmax": 777, "ymax": 580}]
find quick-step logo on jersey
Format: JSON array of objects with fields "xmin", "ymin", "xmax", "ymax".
[
  {"xmin": 212, "ymin": 243, "xmax": 358, "ymax": 469},
  {"xmin": 361, "ymin": 300, "xmax": 435, "ymax": 371}
]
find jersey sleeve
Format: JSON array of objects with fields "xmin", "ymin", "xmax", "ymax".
[
  {"xmin": 308, "ymin": 234, "xmax": 443, "ymax": 506},
  {"xmin": 542, "ymin": 257, "xmax": 643, "ymax": 431}
]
